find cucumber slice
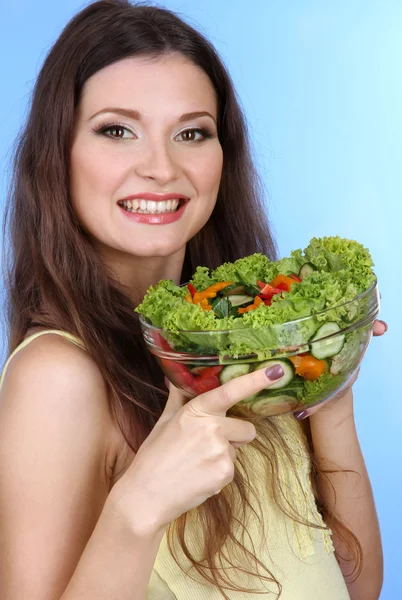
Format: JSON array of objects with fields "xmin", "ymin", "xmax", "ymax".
[
  {"xmin": 250, "ymin": 393, "xmax": 299, "ymax": 416},
  {"xmin": 226, "ymin": 294, "xmax": 254, "ymax": 307},
  {"xmin": 219, "ymin": 363, "xmax": 251, "ymax": 384},
  {"xmin": 240, "ymin": 380, "xmax": 303, "ymax": 404},
  {"xmin": 244, "ymin": 283, "xmax": 261, "ymax": 297},
  {"xmin": 252, "ymin": 359, "xmax": 294, "ymax": 389},
  {"xmin": 310, "ymin": 322, "xmax": 345, "ymax": 359},
  {"xmin": 222, "ymin": 283, "xmax": 246, "ymax": 296},
  {"xmin": 298, "ymin": 263, "xmax": 316, "ymax": 280}
]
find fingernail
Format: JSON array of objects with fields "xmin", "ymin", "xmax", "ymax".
[
  {"xmin": 164, "ymin": 376, "xmax": 171, "ymax": 389},
  {"xmin": 294, "ymin": 410, "xmax": 308, "ymax": 420},
  {"xmin": 378, "ymin": 320, "xmax": 388, "ymax": 332},
  {"xmin": 265, "ymin": 365, "xmax": 284, "ymax": 380}
]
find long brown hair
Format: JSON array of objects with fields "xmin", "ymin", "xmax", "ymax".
[{"xmin": 3, "ymin": 1, "xmax": 361, "ymax": 596}]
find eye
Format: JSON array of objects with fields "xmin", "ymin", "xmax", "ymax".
[
  {"xmin": 175, "ymin": 127, "xmax": 213, "ymax": 143},
  {"xmin": 94, "ymin": 123, "xmax": 136, "ymax": 139}
]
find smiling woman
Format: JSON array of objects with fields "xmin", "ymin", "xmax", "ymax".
[
  {"xmin": 70, "ymin": 54, "xmax": 223, "ymax": 264},
  {"xmin": 0, "ymin": 1, "xmax": 383, "ymax": 600}
]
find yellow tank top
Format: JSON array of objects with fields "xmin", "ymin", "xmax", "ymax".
[{"xmin": 1, "ymin": 331, "xmax": 350, "ymax": 600}]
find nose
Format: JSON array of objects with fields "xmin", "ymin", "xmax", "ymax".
[{"xmin": 134, "ymin": 139, "xmax": 180, "ymax": 184}]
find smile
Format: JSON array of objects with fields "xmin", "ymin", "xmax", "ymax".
[{"xmin": 118, "ymin": 198, "xmax": 186, "ymax": 214}]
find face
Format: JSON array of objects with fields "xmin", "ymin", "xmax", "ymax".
[{"xmin": 70, "ymin": 53, "xmax": 223, "ymax": 264}]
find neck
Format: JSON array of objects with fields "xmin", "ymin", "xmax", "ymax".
[{"xmin": 99, "ymin": 244, "xmax": 187, "ymax": 305}]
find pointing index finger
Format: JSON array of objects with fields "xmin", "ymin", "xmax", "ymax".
[{"xmin": 189, "ymin": 364, "xmax": 284, "ymax": 416}]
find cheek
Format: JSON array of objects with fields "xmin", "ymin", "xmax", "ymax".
[
  {"xmin": 71, "ymin": 145, "xmax": 108, "ymax": 197},
  {"xmin": 185, "ymin": 148, "xmax": 224, "ymax": 238},
  {"xmin": 69, "ymin": 142, "xmax": 121, "ymax": 223},
  {"xmin": 189, "ymin": 146, "xmax": 223, "ymax": 195}
]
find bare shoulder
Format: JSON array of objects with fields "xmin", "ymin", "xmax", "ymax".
[
  {"xmin": 0, "ymin": 333, "xmax": 124, "ymax": 485},
  {"xmin": 5, "ymin": 331, "xmax": 105, "ymax": 390}
]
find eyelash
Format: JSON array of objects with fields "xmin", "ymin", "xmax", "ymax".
[{"xmin": 92, "ymin": 121, "xmax": 215, "ymax": 142}]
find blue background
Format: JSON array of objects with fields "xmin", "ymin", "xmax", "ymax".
[{"xmin": 0, "ymin": 1, "xmax": 400, "ymax": 598}]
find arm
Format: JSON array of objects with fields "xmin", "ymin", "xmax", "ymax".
[
  {"xmin": 308, "ymin": 389, "xmax": 383, "ymax": 600},
  {"xmin": 0, "ymin": 335, "xmax": 164, "ymax": 600},
  {"xmin": 60, "ymin": 495, "xmax": 166, "ymax": 600}
]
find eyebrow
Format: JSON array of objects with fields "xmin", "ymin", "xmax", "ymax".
[{"xmin": 88, "ymin": 107, "xmax": 217, "ymax": 124}]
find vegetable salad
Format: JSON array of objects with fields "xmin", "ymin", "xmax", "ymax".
[{"xmin": 136, "ymin": 237, "xmax": 377, "ymax": 413}]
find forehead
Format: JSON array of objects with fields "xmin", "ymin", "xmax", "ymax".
[{"xmin": 77, "ymin": 53, "xmax": 218, "ymax": 120}]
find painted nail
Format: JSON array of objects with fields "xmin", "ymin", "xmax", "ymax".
[
  {"xmin": 294, "ymin": 410, "xmax": 308, "ymax": 420},
  {"xmin": 164, "ymin": 376, "xmax": 171, "ymax": 389},
  {"xmin": 265, "ymin": 365, "xmax": 284, "ymax": 381},
  {"xmin": 378, "ymin": 320, "xmax": 388, "ymax": 332}
]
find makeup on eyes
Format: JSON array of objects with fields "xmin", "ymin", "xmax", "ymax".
[{"xmin": 92, "ymin": 121, "xmax": 216, "ymax": 142}]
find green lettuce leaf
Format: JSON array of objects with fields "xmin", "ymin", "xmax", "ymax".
[
  {"xmin": 300, "ymin": 372, "xmax": 347, "ymax": 404},
  {"xmin": 304, "ymin": 236, "xmax": 374, "ymax": 273},
  {"xmin": 189, "ymin": 266, "xmax": 216, "ymax": 291},
  {"xmin": 271, "ymin": 249, "xmax": 305, "ymax": 278},
  {"xmin": 135, "ymin": 279, "xmax": 187, "ymax": 328},
  {"xmin": 213, "ymin": 253, "xmax": 272, "ymax": 285}
]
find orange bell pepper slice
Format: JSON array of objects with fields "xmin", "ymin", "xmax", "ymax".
[
  {"xmin": 270, "ymin": 274, "xmax": 298, "ymax": 293},
  {"xmin": 238, "ymin": 295, "xmax": 263, "ymax": 314},
  {"xmin": 192, "ymin": 281, "xmax": 234, "ymax": 304},
  {"xmin": 289, "ymin": 354, "xmax": 327, "ymax": 381},
  {"xmin": 199, "ymin": 298, "xmax": 213, "ymax": 311}
]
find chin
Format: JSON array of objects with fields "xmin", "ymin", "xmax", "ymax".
[{"xmin": 123, "ymin": 239, "xmax": 186, "ymax": 258}]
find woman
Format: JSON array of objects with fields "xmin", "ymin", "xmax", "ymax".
[{"xmin": 0, "ymin": 1, "xmax": 385, "ymax": 599}]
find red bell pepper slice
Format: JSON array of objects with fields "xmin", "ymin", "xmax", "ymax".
[
  {"xmin": 197, "ymin": 366, "xmax": 223, "ymax": 379},
  {"xmin": 275, "ymin": 282, "xmax": 290, "ymax": 292},
  {"xmin": 289, "ymin": 274, "xmax": 302, "ymax": 283},
  {"xmin": 257, "ymin": 282, "xmax": 283, "ymax": 297},
  {"xmin": 187, "ymin": 283, "xmax": 197, "ymax": 297}
]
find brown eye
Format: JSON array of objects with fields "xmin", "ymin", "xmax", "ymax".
[
  {"xmin": 176, "ymin": 128, "xmax": 210, "ymax": 143},
  {"xmin": 109, "ymin": 126, "xmax": 126, "ymax": 138},
  {"xmin": 180, "ymin": 129, "xmax": 197, "ymax": 141},
  {"xmin": 95, "ymin": 124, "xmax": 135, "ymax": 139}
]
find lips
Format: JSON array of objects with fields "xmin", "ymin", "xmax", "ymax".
[
  {"xmin": 118, "ymin": 198, "xmax": 188, "ymax": 225},
  {"xmin": 117, "ymin": 192, "xmax": 190, "ymax": 216}
]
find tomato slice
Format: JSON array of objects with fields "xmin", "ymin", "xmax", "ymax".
[
  {"xmin": 197, "ymin": 366, "xmax": 223, "ymax": 379},
  {"xmin": 193, "ymin": 375, "xmax": 221, "ymax": 394},
  {"xmin": 152, "ymin": 332, "xmax": 174, "ymax": 351},
  {"xmin": 161, "ymin": 359, "xmax": 195, "ymax": 387}
]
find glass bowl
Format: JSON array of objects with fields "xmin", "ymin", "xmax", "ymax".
[{"xmin": 139, "ymin": 280, "xmax": 380, "ymax": 418}]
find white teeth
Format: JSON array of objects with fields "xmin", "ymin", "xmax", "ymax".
[{"xmin": 120, "ymin": 198, "xmax": 183, "ymax": 214}]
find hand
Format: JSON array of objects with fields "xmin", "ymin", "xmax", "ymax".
[
  {"xmin": 293, "ymin": 319, "xmax": 388, "ymax": 420},
  {"xmin": 113, "ymin": 364, "xmax": 285, "ymax": 535}
]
